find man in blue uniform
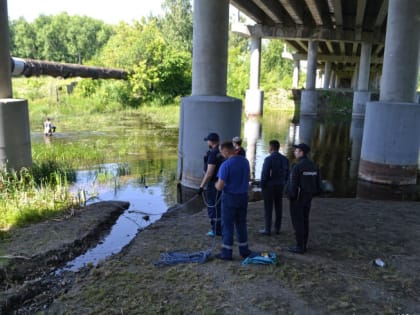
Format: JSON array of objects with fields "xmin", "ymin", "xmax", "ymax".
[
  {"xmin": 198, "ymin": 133, "xmax": 225, "ymax": 236},
  {"xmin": 286, "ymin": 143, "xmax": 322, "ymax": 254},
  {"xmin": 259, "ymin": 140, "xmax": 289, "ymax": 235},
  {"xmin": 214, "ymin": 141, "xmax": 252, "ymax": 260}
]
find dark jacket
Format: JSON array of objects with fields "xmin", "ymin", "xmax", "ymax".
[
  {"xmin": 286, "ymin": 156, "xmax": 322, "ymax": 199},
  {"xmin": 204, "ymin": 147, "xmax": 225, "ymax": 181},
  {"xmin": 260, "ymin": 151, "xmax": 289, "ymax": 189}
]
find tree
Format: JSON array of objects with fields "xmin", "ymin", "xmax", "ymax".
[
  {"xmin": 9, "ymin": 14, "xmax": 113, "ymax": 63},
  {"xmin": 159, "ymin": 0, "xmax": 193, "ymax": 53},
  {"xmin": 65, "ymin": 15, "xmax": 114, "ymax": 64},
  {"xmin": 9, "ymin": 18, "xmax": 38, "ymax": 58},
  {"xmin": 95, "ymin": 20, "xmax": 191, "ymax": 104},
  {"xmin": 261, "ymin": 39, "xmax": 293, "ymax": 89},
  {"xmin": 227, "ymin": 26, "xmax": 250, "ymax": 98}
]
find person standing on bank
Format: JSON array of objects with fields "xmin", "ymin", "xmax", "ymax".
[
  {"xmin": 286, "ymin": 143, "xmax": 322, "ymax": 254},
  {"xmin": 259, "ymin": 140, "xmax": 289, "ymax": 236},
  {"xmin": 214, "ymin": 141, "xmax": 252, "ymax": 260},
  {"xmin": 198, "ymin": 133, "xmax": 225, "ymax": 237},
  {"xmin": 232, "ymin": 136, "xmax": 246, "ymax": 156}
]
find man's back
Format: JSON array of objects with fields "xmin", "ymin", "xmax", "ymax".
[
  {"xmin": 218, "ymin": 155, "xmax": 249, "ymax": 194},
  {"xmin": 261, "ymin": 151, "xmax": 289, "ymax": 188}
]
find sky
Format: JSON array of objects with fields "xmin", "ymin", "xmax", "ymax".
[{"xmin": 7, "ymin": 0, "xmax": 164, "ymax": 24}]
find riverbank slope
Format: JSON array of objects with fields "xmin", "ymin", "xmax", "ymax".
[{"xmin": 2, "ymin": 197, "xmax": 419, "ymax": 314}]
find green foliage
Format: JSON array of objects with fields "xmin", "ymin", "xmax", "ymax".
[
  {"xmin": 0, "ymin": 165, "xmax": 74, "ymax": 229},
  {"xmin": 31, "ymin": 160, "xmax": 76, "ymax": 185},
  {"xmin": 227, "ymin": 45, "xmax": 250, "ymax": 99},
  {"xmin": 159, "ymin": 0, "xmax": 193, "ymax": 52},
  {"xmin": 95, "ymin": 20, "xmax": 191, "ymax": 105},
  {"xmin": 261, "ymin": 39, "xmax": 293, "ymax": 90},
  {"xmin": 9, "ymin": 13, "xmax": 113, "ymax": 63}
]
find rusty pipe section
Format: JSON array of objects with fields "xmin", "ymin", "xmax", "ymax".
[{"xmin": 10, "ymin": 57, "xmax": 128, "ymax": 80}]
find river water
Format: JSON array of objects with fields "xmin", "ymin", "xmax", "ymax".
[{"xmin": 32, "ymin": 109, "xmax": 420, "ymax": 272}]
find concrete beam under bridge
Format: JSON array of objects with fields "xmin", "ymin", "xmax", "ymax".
[
  {"xmin": 291, "ymin": 54, "xmax": 383, "ymax": 65},
  {"xmin": 247, "ymin": 24, "xmax": 386, "ymax": 44}
]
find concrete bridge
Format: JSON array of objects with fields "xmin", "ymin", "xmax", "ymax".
[
  {"xmin": 178, "ymin": 0, "xmax": 420, "ymax": 188},
  {"xmin": 0, "ymin": 0, "xmax": 419, "ymax": 189}
]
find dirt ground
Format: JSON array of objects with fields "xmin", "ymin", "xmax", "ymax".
[{"xmin": 1, "ymin": 195, "xmax": 420, "ymax": 314}]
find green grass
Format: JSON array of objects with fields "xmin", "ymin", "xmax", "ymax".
[
  {"xmin": 0, "ymin": 77, "xmax": 181, "ymax": 231},
  {"xmin": 0, "ymin": 166, "xmax": 76, "ymax": 230}
]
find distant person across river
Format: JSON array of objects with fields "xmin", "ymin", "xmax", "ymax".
[{"xmin": 43, "ymin": 117, "xmax": 56, "ymax": 136}]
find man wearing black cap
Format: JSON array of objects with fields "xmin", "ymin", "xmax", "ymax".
[
  {"xmin": 198, "ymin": 132, "xmax": 225, "ymax": 236},
  {"xmin": 286, "ymin": 143, "xmax": 322, "ymax": 254}
]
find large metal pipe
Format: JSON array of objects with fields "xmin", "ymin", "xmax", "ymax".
[{"xmin": 10, "ymin": 57, "xmax": 128, "ymax": 80}]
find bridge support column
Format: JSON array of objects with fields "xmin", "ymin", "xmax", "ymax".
[
  {"xmin": 359, "ymin": 0, "xmax": 420, "ymax": 185},
  {"xmin": 245, "ymin": 36, "xmax": 263, "ymax": 116},
  {"xmin": 298, "ymin": 114, "xmax": 317, "ymax": 145},
  {"xmin": 352, "ymin": 42, "xmax": 372, "ymax": 116},
  {"xmin": 301, "ymin": 40, "xmax": 318, "ymax": 115},
  {"xmin": 330, "ymin": 71, "xmax": 336, "ymax": 88},
  {"xmin": 349, "ymin": 116, "xmax": 364, "ymax": 180},
  {"xmin": 351, "ymin": 64, "xmax": 358, "ymax": 89},
  {"xmin": 292, "ymin": 59, "xmax": 300, "ymax": 89},
  {"xmin": 0, "ymin": 100, "xmax": 32, "ymax": 170},
  {"xmin": 178, "ymin": 0, "xmax": 242, "ymax": 188},
  {"xmin": 323, "ymin": 62, "xmax": 331, "ymax": 89},
  {"xmin": 0, "ymin": 0, "xmax": 32, "ymax": 171}
]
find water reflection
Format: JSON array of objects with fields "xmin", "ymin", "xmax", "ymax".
[
  {"xmin": 349, "ymin": 117, "xmax": 364, "ymax": 180},
  {"xmin": 244, "ymin": 117, "xmax": 261, "ymax": 180},
  {"xmin": 56, "ymin": 162, "xmax": 178, "ymax": 273},
  {"xmin": 257, "ymin": 110, "xmax": 420, "ymax": 200}
]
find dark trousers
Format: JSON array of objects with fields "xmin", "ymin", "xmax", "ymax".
[
  {"xmin": 290, "ymin": 191, "xmax": 313, "ymax": 250},
  {"xmin": 206, "ymin": 180, "xmax": 221, "ymax": 234},
  {"xmin": 262, "ymin": 185, "xmax": 284, "ymax": 233},
  {"xmin": 221, "ymin": 192, "xmax": 250, "ymax": 259}
]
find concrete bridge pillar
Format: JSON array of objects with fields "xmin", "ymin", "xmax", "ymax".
[
  {"xmin": 323, "ymin": 62, "xmax": 331, "ymax": 89},
  {"xmin": 301, "ymin": 40, "xmax": 318, "ymax": 115},
  {"xmin": 359, "ymin": 0, "xmax": 420, "ymax": 185},
  {"xmin": 352, "ymin": 42, "xmax": 372, "ymax": 116},
  {"xmin": 0, "ymin": 0, "xmax": 12, "ymax": 98},
  {"xmin": 298, "ymin": 114, "xmax": 317, "ymax": 145},
  {"xmin": 178, "ymin": 0, "xmax": 242, "ymax": 188},
  {"xmin": 245, "ymin": 36, "xmax": 264, "ymax": 116},
  {"xmin": 349, "ymin": 116, "xmax": 364, "ymax": 180},
  {"xmin": 0, "ymin": 0, "xmax": 32, "ymax": 171},
  {"xmin": 351, "ymin": 64, "xmax": 358, "ymax": 89},
  {"xmin": 330, "ymin": 71, "xmax": 336, "ymax": 88},
  {"xmin": 292, "ymin": 58, "xmax": 300, "ymax": 89}
]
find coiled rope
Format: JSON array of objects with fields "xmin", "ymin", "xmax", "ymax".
[{"xmin": 154, "ymin": 191, "xmax": 221, "ymax": 266}]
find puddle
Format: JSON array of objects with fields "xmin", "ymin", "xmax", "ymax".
[{"xmin": 55, "ymin": 165, "xmax": 176, "ymax": 274}]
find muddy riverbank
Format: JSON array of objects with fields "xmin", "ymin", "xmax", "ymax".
[{"xmin": 1, "ymin": 197, "xmax": 420, "ymax": 314}]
